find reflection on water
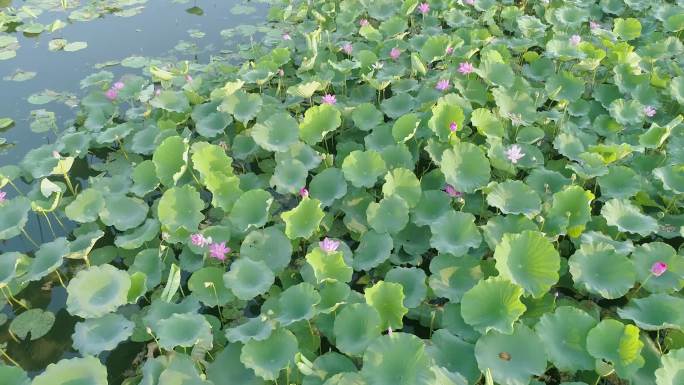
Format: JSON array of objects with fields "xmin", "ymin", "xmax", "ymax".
[{"xmin": 0, "ymin": 0, "xmax": 266, "ymax": 381}]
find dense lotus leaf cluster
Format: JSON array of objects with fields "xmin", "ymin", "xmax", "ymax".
[{"xmin": 1, "ymin": 0, "xmax": 684, "ymax": 384}]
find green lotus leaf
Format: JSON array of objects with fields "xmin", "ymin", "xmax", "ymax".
[
  {"xmin": 66, "ymin": 264, "xmax": 131, "ymax": 318},
  {"xmin": 385, "ymin": 267, "xmax": 426, "ymax": 308},
  {"xmin": 191, "ymin": 142, "xmax": 234, "ymax": 180},
  {"xmin": 32, "ymin": 356, "xmax": 107, "ymax": 385},
  {"xmin": 598, "ymin": 166, "xmax": 641, "ymax": 199},
  {"xmin": 430, "ymin": 211, "xmax": 482, "ymax": 256},
  {"xmin": 361, "ymin": 333, "xmax": 433, "ymax": 385},
  {"xmin": 333, "ymin": 303, "xmax": 382, "ymax": 356},
  {"xmin": 618, "ymin": 294, "xmax": 684, "ymax": 331},
  {"xmin": 286, "ymin": 81, "xmax": 321, "ymax": 99},
  {"xmin": 223, "ymin": 258, "xmax": 274, "ymax": 300},
  {"xmin": 150, "ymin": 90, "xmax": 190, "ymax": 112},
  {"xmin": 342, "ymin": 150, "xmax": 387, "ymax": 188},
  {"xmin": 481, "ymin": 59, "xmax": 515, "ymax": 88},
  {"xmin": 546, "ymin": 71, "xmax": 584, "ymax": 101},
  {"xmin": 631, "ymin": 242, "xmax": 684, "ymax": 293},
  {"xmin": 205, "ymin": 173, "xmax": 243, "ymax": 212},
  {"xmin": 306, "ymin": 248, "xmax": 352, "ymax": 284},
  {"xmin": 240, "ymin": 328, "xmax": 298, "ymax": 381},
  {"xmin": 429, "ymin": 254, "xmax": 482, "ymax": 303},
  {"xmin": 380, "ymin": 93, "xmax": 415, "ymax": 119},
  {"xmin": 461, "ymin": 277, "xmax": 526, "ymax": 334},
  {"xmin": 535, "ymin": 306, "xmax": 597, "ymax": 372},
  {"xmin": 609, "ymin": 99, "xmax": 644, "ymax": 126},
  {"xmin": 352, "ymin": 230, "xmax": 394, "ymax": 271},
  {"xmin": 72, "ymin": 313, "xmax": 134, "ymax": 355},
  {"xmin": 131, "ymin": 160, "xmax": 159, "ymax": 197},
  {"xmin": 20, "ymin": 145, "xmax": 59, "ymax": 179},
  {"xmin": 382, "ymin": 168, "xmax": 421, "ymax": 208},
  {"xmin": 207, "ymin": 343, "xmax": 265, "ymax": 385},
  {"xmin": 225, "ymin": 316, "xmax": 273, "ymax": 344},
  {"xmin": 413, "ymin": 190, "xmax": 451, "ymax": 226},
  {"xmin": 240, "ymin": 227, "xmax": 292, "ymax": 273},
  {"xmin": 352, "ymin": 103, "xmax": 383, "ymax": 131},
  {"xmin": 9, "ymin": 308, "xmax": 55, "ymax": 341},
  {"xmin": 153, "ymin": 136, "xmax": 189, "ymax": 187},
  {"xmin": 671, "ymin": 77, "xmax": 684, "ymax": 104},
  {"xmin": 99, "ymin": 195, "xmax": 148, "ymax": 231},
  {"xmin": 367, "ymin": 195, "xmax": 409, "ymax": 234},
  {"xmin": 586, "ymin": 319, "xmax": 645, "ymax": 378},
  {"xmin": 275, "ymin": 282, "xmax": 321, "ymax": 325},
  {"xmin": 271, "ymin": 159, "xmax": 307, "ymax": 194},
  {"xmin": 229, "ymin": 189, "xmax": 273, "ymax": 232},
  {"xmin": 22, "ymin": 237, "xmax": 67, "ymax": 283},
  {"xmin": 317, "ymin": 280, "xmax": 351, "ymax": 313},
  {"xmin": 299, "ymin": 104, "xmax": 341, "ymax": 145},
  {"xmin": 544, "ymin": 185, "xmax": 594, "ymax": 237},
  {"xmin": 441, "ymin": 142, "xmax": 491, "ymax": 193},
  {"xmin": 188, "ymin": 267, "xmax": 234, "ymax": 306},
  {"xmin": 364, "ymin": 281, "xmax": 407, "ymax": 329},
  {"xmin": 64, "ymin": 189, "xmax": 104, "ymax": 223},
  {"xmin": 252, "ymin": 112, "xmax": 299, "ymax": 152},
  {"xmin": 428, "ymin": 101, "xmax": 464, "ymax": 141},
  {"xmin": 655, "ymin": 348, "xmax": 684, "ymax": 385},
  {"xmin": 156, "ymin": 353, "xmax": 213, "ymax": 385},
  {"xmin": 392, "ymin": 113, "xmax": 419, "ymax": 142},
  {"xmin": 0, "ymin": 364, "xmax": 29, "ymax": 385},
  {"xmin": 486, "ymin": 181, "xmax": 541, "ymax": 216},
  {"xmin": 157, "ymin": 313, "xmax": 213, "ymax": 350},
  {"xmin": 191, "ymin": 101, "xmax": 232, "ymax": 138},
  {"xmin": 613, "ymin": 18, "xmax": 641, "ymax": 40},
  {"xmin": 470, "ymin": 108, "xmax": 505, "ymax": 138},
  {"xmin": 427, "ymin": 329, "xmax": 479, "ymax": 384},
  {"xmin": 0, "ymin": 252, "xmax": 22, "ymax": 287},
  {"xmin": 158, "ymin": 185, "xmax": 205, "ymax": 233},
  {"xmin": 128, "ymin": 249, "xmax": 162, "ymax": 291},
  {"xmin": 654, "ymin": 165, "xmax": 684, "ymax": 194},
  {"xmin": 569, "ymin": 243, "xmax": 635, "ymax": 299},
  {"xmin": 282, "ymin": 197, "xmax": 325, "ymax": 239},
  {"xmin": 601, "ymin": 198, "xmax": 658, "ymax": 236},
  {"xmin": 474, "ymin": 324, "xmax": 547, "ymax": 385},
  {"xmin": 220, "ymin": 90, "xmax": 262, "ymax": 123},
  {"xmin": 115, "ymin": 219, "xmax": 160, "ymax": 250},
  {"xmin": 481, "ymin": 215, "xmax": 538, "ymax": 249},
  {"xmin": 310, "ymin": 167, "xmax": 347, "ymax": 206},
  {"xmin": 494, "ymin": 231, "xmax": 560, "ymax": 298}
]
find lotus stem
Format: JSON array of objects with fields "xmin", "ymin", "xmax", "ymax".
[
  {"xmin": 0, "ymin": 348, "xmax": 22, "ymax": 369},
  {"xmin": 20, "ymin": 228, "xmax": 39, "ymax": 248},
  {"xmin": 63, "ymin": 172, "xmax": 76, "ymax": 196},
  {"xmin": 41, "ymin": 212, "xmax": 56, "ymax": 238}
]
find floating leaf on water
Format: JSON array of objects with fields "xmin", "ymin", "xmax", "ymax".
[
  {"xmin": 32, "ymin": 356, "xmax": 107, "ymax": 385},
  {"xmin": 9, "ymin": 308, "xmax": 55, "ymax": 341},
  {"xmin": 66, "ymin": 264, "xmax": 131, "ymax": 318},
  {"xmin": 72, "ymin": 314, "xmax": 134, "ymax": 355}
]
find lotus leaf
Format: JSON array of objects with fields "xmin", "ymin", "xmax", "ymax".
[
  {"xmin": 352, "ymin": 230, "xmax": 393, "ymax": 271},
  {"xmin": 220, "ymin": 90, "xmax": 262, "ymax": 123},
  {"xmin": 252, "ymin": 112, "xmax": 299, "ymax": 152},
  {"xmin": 385, "ymin": 267, "xmax": 426, "ymax": 308},
  {"xmin": 429, "ymin": 254, "xmax": 482, "ymax": 303},
  {"xmin": 158, "ymin": 185, "xmax": 205, "ymax": 233},
  {"xmin": 240, "ymin": 328, "xmax": 298, "ymax": 380},
  {"xmin": 486, "ymin": 181, "xmax": 541, "ymax": 216},
  {"xmin": 306, "ymin": 248, "xmax": 352, "ymax": 284},
  {"xmin": 32, "ymin": 356, "xmax": 107, "ymax": 385},
  {"xmin": 586, "ymin": 319, "xmax": 645, "ymax": 378},
  {"xmin": 367, "ymin": 195, "xmax": 409, "ymax": 234},
  {"xmin": 9, "ymin": 308, "xmax": 55, "ymax": 341},
  {"xmin": 441, "ymin": 142, "xmax": 491, "ymax": 193},
  {"xmin": 22, "ymin": 237, "xmax": 68, "ymax": 283},
  {"xmin": 223, "ymin": 258, "xmax": 274, "ymax": 300},
  {"xmin": 72, "ymin": 313, "xmax": 134, "ymax": 355},
  {"xmin": 225, "ymin": 316, "xmax": 273, "ymax": 344},
  {"xmin": 188, "ymin": 267, "xmax": 234, "ymax": 306},
  {"xmin": 64, "ymin": 189, "xmax": 104, "ymax": 223},
  {"xmin": 631, "ymin": 242, "xmax": 684, "ymax": 293},
  {"xmin": 282, "ymin": 197, "xmax": 325, "ymax": 239},
  {"xmin": 240, "ymin": 227, "xmax": 292, "ymax": 273},
  {"xmin": 364, "ymin": 281, "xmax": 407, "ymax": 329},
  {"xmin": 618, "ymin": 294, "xmax": 684, "ymax": 330},
  {"xmin": 153, "ymin": 136, "xmax": 189, "ymax": 187},
  {"xmin": 361, "ymin": 333, "xmax": 433, "ymax": 385},
  {"xmin": 207, "ymin": 343, "xmax": 266, "ymax": 385},
  {"xmin": 569, "ymin": 243, "xmax": 635, "ymax": 299},
  {"xmin": 655, "ymin": 348, "xmax": 684, "ymax": 385},
  {"xmin": 429, "ymin": 211, "xmax": 482, "ymax": 256},
  {"xmin": 342, "ymin": 150, "xmax": 387, "ymax": 188},
  {"xmin": 299, "ymin": 104, "xmax": 341, "ymax": 145},
  {"xmin": 535, "ymin": 306, "xmax": 597, "ymax": 372},
  {"xmin": 461, "ymin": 277, "xmax": 526, "ymax": 334},
  {"xmin": 66, "ymin": 264, "xmax": 131, "ymax": 318}
]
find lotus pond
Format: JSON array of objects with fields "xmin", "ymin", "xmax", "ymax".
[{"xmin": 1, "ymin": 0, "xmax": 684, "ymax": 384}]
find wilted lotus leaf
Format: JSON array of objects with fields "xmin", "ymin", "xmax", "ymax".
[
  {"xmin": 361, "ymin": 333, "xmax": 433, "ymax": 385},
  {"xmin": 22, "ymin": 237, "xmax": 68, "ymax": 283},
  {"xmin": 72, "ymin": 313, "xmax": 134, "ymax": 355},
  {"xmin": 188, "ymin": 267, "xmax": 234, "ymax": 306},
  {"xmin": 655, "ymin": 348, "xmax": 684, "ymax": 385},
  {"xmin": 310, "ymin": 167, "xmax": 347, "ymax": 206},
  {"xmin": 282, "ymin": 197, "xmax": 325, "ymax": 239},
  {"xmin": 64, "ymin": 189, "xmax": 104, "ymax": 223},
  {"xmin": 486, "ymin": 181, "xmax": 541, "ymax": 216},
  {"xmin": 352, "ymin": 230, "xmax": 393, "ymax": 271},
  {"xmin": 306, "ymin": 248, "xmax": 352, "ymax": 283},
  {"xmin": 153, "ymin": 136, "xmax": 189, "ymax": 187},
  {"xmin": 223, "ymin": 258, "xmax": 274, "ymax": 300},
  {"xmin": 569, "ymin": 243, "xmax": 635, "ymax": 299},
  {"xmin": 631, "ymin": 242, "xmax": 684, "ymax": 293},
  {"xmin": 99, "ymin": 195, "xmax": 148, "ymax": 231},
  {"xmin": 586, "ymin": 319, "xmax": 645, "ymax": 378},
  {"xmin": 157, "ymin": 313, "xmax": 213, "ymax": 350},
  {"xmin": 66, "ymin": 264, "xmax": 131, "ymax": 318},
  {"xmin": 474, "ymin": 324, "xmax": 547, "ymax": 385},
  {"xmin": 240, "ymin": 227, "xmax": 292, "ymax": 273},
  {"xmin": 225, "ymin": 316, "xmax": 273, "ymax": 344},
  {"xmin": 430, "ymin": 211, "xmax": 481, "ymax": 256},
  {"xmin": 535, "ymin": 306, "xmax": 597, "ymax": 372},
  {"xmin": 428, "ymin": 254, "xmax": 482, "ymax": 303},
  {"xmin": 494, "ymin": 231, "xmax": 559, "ymax": 298},
  {"xmin": 299, "ymin": 104, "xmax": 341, "ymax": 145},
  {"xmin": 461, "ymin": 277, "xmax": 526, "ymax": 334},
  {"xmin": 276, "ymin": 282, "xmax": 321, "ymax": 325},
  {"xmin": 32, "ymin": 356, "xmax": 107, "ymax": 385},
  {"xmin": 158, "ymin": 185, "xmax": 205, "ymax": 233},
  {"xmin": 252, "ymin": 112, "xmax": 299, "ymax": 152},
  {"xmin": 342, "ymin": 150, "xmax": 387, "ymax": 188},
  {"xmin": 207, "ymin": 343, "xmax": 265, "ymax": 385},
  {"xmin": 364, "ymin": 281, "xmax": 407, "ymax": 329},
  {"xmin": 9, "ymin": 308, "xmax": 55, "ymax": 341},
  {"xmin": 229, "ymin": 189, "xmax": 273, "ymax": 232},
  {"xmin": 240, "ymin": 328, "xmax": 298, "ymax": 380},
  {"xmin": 385, "ymin": 267, "xmax": 426, "ymax": 308},
  {"xmin": 618, "ymin": 294, "xmax": 684, "ymax": 331},
  {"xmin": 367, "ymin": 195, "xmax": 409, "ymax": 234},
  {"xmin": 441, "ymin": 142, "xmax": 491, "ymax": 193}
]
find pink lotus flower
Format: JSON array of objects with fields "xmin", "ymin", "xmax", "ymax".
[
  {"xmin": 651, "ymin": 261, "xmax": 668, "ymax": 277},
  {"xmin": 436, "ymin": 79, "xmax": 450, "ymax": 91},
  {"xmin": 644, "ymin": 106, "xmax": 656, "ymax": 117},
  {"xmin": 445, "ymin": 46, "xmax": 454, "ymax": 55},
  {"xmin": 185, "ymin": 74, "xmax": 193, "ymax": 82},
  {"xmin": 113, "ymin": 81, "xmax": 125, "ymax": 90},
  {"xmin": 282, "ymin": 33, "xmax": 292, "ymax": 41},
  {"xmin": 52, "ymin": 151, "xmax": 61, "ymax": 159},
  {"xmin": 443, "ymin": 184, "xmax": 462, "ymax": 198},
  {"xmin": 464, "ymin": 0, "xmax": 475, "ymax": 4},
  {"xmin": 319, "ymin": 237, "xmax": 340, "ymax": 253},
  {"xmin": 299, "ymin": 187, "xmax": 309, "ymax": 198},
  {"xmin": 505, "ymin": 144, "xmax": 525, "ymax": 164},
  {"xmin": 190, "ymin": 233, "xmax": 208, "ymax": 247},
  {"xmin": 590, "ymin": 21, "xmax": 600, "ymax": 30},
  {"xmin": 418, "ymin": 2, "xmax": 429, "ymax": 14},
  {"xmin": 321, "ymin": 94, "xmax": 337, "ymax": 105},
  {"xmin": 0, "ymin": 190, "xmax": 6, "ymax": 204},
  {"xmin": 342, "ymin": 43, "xmax": 353, "ymax": 55},
  {"xmin": 360, "ymin": 19, "xmax": 369, "ymax": 27},
  {"xmin": 105, "ymin": 88, "xmax": 118, "ymax": 101},
  {"xmin": 449, "ymin": 121, "xmax": 458, "ymax": 132},
  {"xmin": 209, "ymin": 242, "xmax": 230, "ymax": 261},
  {"xmin": 390, "ymin": 47, "xmax": 401, "ymax": 60},
  {"xmin": 458, "ymin": 62, "xmax": 475, "ymax": 75},
  {"xmin": 278, "ymin": 68, "xmax": 285, "ymax": 76},
  {"xmin": 569, "ymin": 35, "xmax": 581, "ymax": 46}
]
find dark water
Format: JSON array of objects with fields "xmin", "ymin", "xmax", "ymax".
[{"xmin": 0, "ymin": 0, "xmax": 267, "ymax": 381}]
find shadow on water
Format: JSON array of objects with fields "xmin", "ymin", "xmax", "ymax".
[{"xmin": 0, "ymin": 0, "xmax": 267, "ymax": 382}]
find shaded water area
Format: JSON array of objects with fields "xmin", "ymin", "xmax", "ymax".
[{"xmin": 0, "ymin": 0, "xmax": 267, "ymax": 381}]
